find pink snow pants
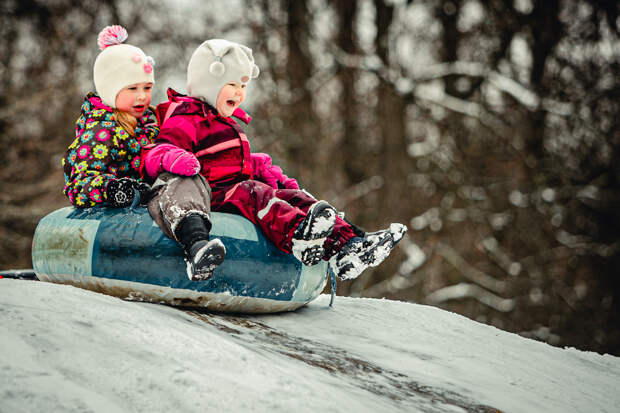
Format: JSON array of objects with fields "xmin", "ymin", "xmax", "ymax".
[{"xmin": 211, "ymin": 179, "xmax": 356, "ymax": 257}]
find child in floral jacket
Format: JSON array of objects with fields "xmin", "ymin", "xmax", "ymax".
[
  {"xmin": 63, "ymin": 93, "xmax": 156, "ymax": 208},
  {"xmin": 143, "ymin": 39, "xmax": 406, "ymax": 281},
  {"xmin": 62, "ymin": 26, "xmax": 225, "ymax": 281}
]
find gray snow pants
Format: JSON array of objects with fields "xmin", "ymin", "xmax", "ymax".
[{"xmin": 146, "ymin": 172, "xmax": 212, "ymax": 242}]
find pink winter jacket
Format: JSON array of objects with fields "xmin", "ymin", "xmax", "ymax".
[{"xmin": 143, "ymin": 89, "xmax": 298, "ymax": 190}]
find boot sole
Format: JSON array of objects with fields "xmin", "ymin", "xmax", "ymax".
[
  {"xmin": 292, "ymin": 201, "xmax": 337, "ymax": 266},
  {"xmin": 297, "ymin": 201, "xmax": 336, "ymax": 241},
  {"xmin": 188, "ymin": 239, "xmax": 226, "ymax": 281},
  {"xmin": 360, "ymin": 224, "xmax": 407, "ymax": 267},
  {"xmin": 332, "ymin": 223, "xmax": 407, "ymax": 280}
]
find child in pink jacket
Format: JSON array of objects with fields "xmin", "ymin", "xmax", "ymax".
[{"xmin": 143, "ymin": 39, "xmax": 406, "ymax": 281}]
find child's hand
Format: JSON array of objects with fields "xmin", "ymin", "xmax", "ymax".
[
  {"xmin": 251, "ymin": 153, "xmax": 278, "ymax": 187},
  {"xmin": 106, "ymin": 178, "xmax": 154, "ymax": 207},
  {"xmin": 106, "ymin": 178, "xmax": 138, "ymax": 208},
  {"xmin": 251, "ymin": 152, "xmax": 299, "ymax": 189},
  {"xmin": 279, "ymin": 176, "xmax": 299, "ymax": 190},
  {"xmin": 162, "ymin": 147, "xmax": 201, "ymax": 176}
]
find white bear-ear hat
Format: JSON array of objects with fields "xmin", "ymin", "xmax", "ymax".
[{"xmin": 187, "ymin": 38, "xmax": 259, "ymax": 107}]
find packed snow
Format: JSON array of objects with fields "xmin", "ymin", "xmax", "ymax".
[{"xmin": 1, "ymin": 278, "xmax": 619, "ymax": 413}]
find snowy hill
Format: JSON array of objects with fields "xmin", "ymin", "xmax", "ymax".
[{"xmin": 1, "ymin": 279, "xmax": 619, "ymax": 413}]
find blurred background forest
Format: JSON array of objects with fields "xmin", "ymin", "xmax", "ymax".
[{"xmin": 1, "ymin": 0, "xmax": 618, "ymax": 355}]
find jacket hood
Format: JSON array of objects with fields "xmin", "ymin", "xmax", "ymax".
[{"xmin": 80, "ymin": 93, "xmax": 114, "ymax": 122}]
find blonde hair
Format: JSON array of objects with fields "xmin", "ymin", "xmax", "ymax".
[
  {"xmin": 113, "ymin": 106, "xmax": 156, "ymax": 137},
  {"xmin": 114, "ymin": 109, "xmax": 138, "ymax": 137}
]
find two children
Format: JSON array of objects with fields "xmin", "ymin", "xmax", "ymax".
[{"xmin": 63, "ymin": 28, "xmax": 405, "ymax": 283}]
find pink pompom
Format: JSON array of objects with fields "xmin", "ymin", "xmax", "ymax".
[{"xmin": 97, "ymin": 25, "xmax": 128, "ymax": 50}]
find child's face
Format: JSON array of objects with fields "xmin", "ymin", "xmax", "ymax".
[
  {"xmin": 216, "ymin": 82, "xmax": 246, "ymax": 117},
  {"xmin": 115, "ymin": 82, "xmax": 153, "ymax": 118}
]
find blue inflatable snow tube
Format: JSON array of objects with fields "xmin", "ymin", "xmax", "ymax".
[{"xmin": 32, "ymin": 206, "xmax": 328, "ymax": 313}]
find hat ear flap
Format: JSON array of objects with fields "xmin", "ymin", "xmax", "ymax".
[
  {"xmin": 209, "ymin": 59, "xmax": 225, "ymax": 76},
  {"xmin": 251, "ymin": 64, "xmax": 260, "ymax": 79}
]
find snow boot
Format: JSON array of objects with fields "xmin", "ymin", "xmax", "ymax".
[
  {"xmin": 292, "ymin": 200, "xmax": 337, "ymax": 266},
  {"xmin": 329, "ymin": 223, "xmax": 407, "ymax": 280},
  {"xmin": 185, "ymin": 238, "xmax": 226, "ymax": 281},
  {"xmin": 175, "ymin": 213, "xmax": 226, "ymax": 281}
]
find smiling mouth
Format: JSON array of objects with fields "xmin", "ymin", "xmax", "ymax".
[{"xmin": 133, "ymin": 105, "xmax": 146, "ymax": 111}]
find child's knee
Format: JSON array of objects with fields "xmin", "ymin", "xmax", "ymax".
[{"xmin": 240, "ymin": 179, "xmax": 271, "ymax": 193}]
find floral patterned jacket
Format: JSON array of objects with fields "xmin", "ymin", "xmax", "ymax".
[{"xmin": 62, "ymin": 93, "xmax": 159, "ymax": 207}]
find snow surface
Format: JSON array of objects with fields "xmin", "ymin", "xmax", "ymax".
[{"xmin": 1, "ymin": 279, "xmax": 619, "ymax": 413}]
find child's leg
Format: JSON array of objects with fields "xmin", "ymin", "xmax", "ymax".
[
  {"xmin": 273, "ymin": 190, "xmax": 364, "ymax": 259},
  {"xmin": 214, "ymin": 180, "xmax": 308, "ymax": 252},
  {"xmin": 147, "ymin": 173, "xmax": 212, "ymax": 238},
  {"xmin": 147, "ymin": 172, "xmax": 224, "ymax": 280},
  {"xmin": 323, "ymin": 216, "xmax": 358, "ymax": 259},
  {"xmin": 275, "ymin": 187, "xmax": 406, "ymax": 278},
  {"xmin": 214, "ymin": 180, "xmax": 336, "ymax": 264},
  {"xmin": 290, "ymin": 200, "xmax": 337, "ymax": 265}
]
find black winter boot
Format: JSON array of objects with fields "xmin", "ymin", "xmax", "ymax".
[
  {"xmin": 292, "ymin": 200, "xmax": 337, "ymax": 266},
  {"xmin": 175, "ymin": 213, "xmax": 226, "ymax": 281},
  {"xmin": 329, "ymin": 223, "xmax": 406, "ymax": 280},
  {"xmin": 185, "ymin": 238, "xmax": 226, "ymax": 281}
]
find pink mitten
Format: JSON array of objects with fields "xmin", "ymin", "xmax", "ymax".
[
  {"xmin": 162, "ymin": 146, "xmax": 200, "ymax": 176},
  {"xmin": 251, "ymin": 153, "xmax": 278, "ymax": 187},
  {"xmin": 144, "ymin": 143, "xmax": 200, "ymax": 178},
  {"xmin": 281, "ymin": 176, "xmax": 300, "ymax": 190},
  {"xmin": 251, "ymin": 152, "xmax": 300, "ymax": 189},
  {"xmin": 266, "ymin": 164, "xmax": 300, "ymax": 189}
]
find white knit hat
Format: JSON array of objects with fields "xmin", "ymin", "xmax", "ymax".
[
  {"xmin": 93, "ymin": 25, "xmax": 155, "ymax": 108},
  {"xmin": 187, "ymin": 39, "xmax": 260, "ymax": 107}
]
